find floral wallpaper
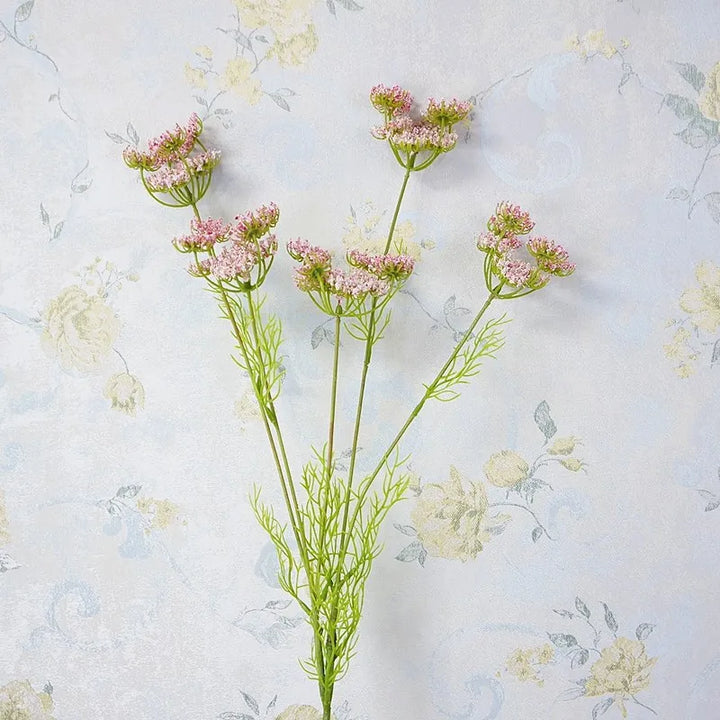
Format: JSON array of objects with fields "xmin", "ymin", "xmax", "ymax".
[{"xmin": 1, "ymin": 1, "xmax": 719, "ymax": 718}]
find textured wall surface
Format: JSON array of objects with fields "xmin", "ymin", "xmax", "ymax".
[{"xmin": 1, "ymin": 1, "xmax": 719, "ymax": 718}]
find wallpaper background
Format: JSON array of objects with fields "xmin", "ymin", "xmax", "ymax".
[{"xmin": 1, "ymin": 1, "xmax": 719, "ymax": 718}]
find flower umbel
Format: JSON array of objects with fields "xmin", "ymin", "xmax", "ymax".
[
  {"xmin": 477, "ymin": 202, "xmax": 574, "ymax": 299},
  {"xmin": 370, "ymin": 83, "xmax": 414, "ymax": 117},
  {"xmin": 124, "ymin": 113, "xmax": 220, "ymax": 207},
  {"xmin": 287, "ymin": 241, "xmax": 405, "ymax": 314},
  {"xmin": 371, "ymin": 87, "xmax": 470, "ymax": 171}
]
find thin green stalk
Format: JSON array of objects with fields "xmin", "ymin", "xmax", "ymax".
[
  {"xmin": 315, "ymin": 167, "xmax": 414, "ymax": 714},
  {"xmin": 340, "ymin": 288, "xmax": 501, "ymax": 560},
  {"xmin": 339, "ymin": 165, "xmax": 413, "ymax": 545},
  {"xmin": 317, "ymin": 313, "xmax": 342, "ymax": 579},
  {"xmin": 241, "ymin": 288, "xmax": 317, "ymax": 601},
  {"xmin": 189, "ymin": 201, "xmax": 317, "ymax": 612}
]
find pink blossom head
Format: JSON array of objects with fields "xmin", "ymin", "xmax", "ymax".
[
  {"xmin": 487, "ymin": 202, "xmax": 535, "ymax": 238},
  {"xmin": 425, "ymin": 98, "xmax": 472, "ymax": 128},
  {"xmin": 287, "ymin": 239, "xmax": 332, "ymax": 267},
  {"xmin": 373, "ymin": 116, "xmax": 458, "ymax": 154},
  {"xmin": 234, "ymin": 202, "xmax": 280, "ymax": 241},
  {"xmin": 124, "ymin": 114, "xmax": 220, "ymax": 207},
  {"xmin": 204, "ymin": 242, "xmax": 258, "ymax": 282},
  {"xmin": 476, "ymin": 232, "xmax": 522, "ymax": 255},
  {"xmin": 370, "ymin": 84, "xmax": 414, "ymax": 117},
  {"xmin": 527, "ymin": 237, "xmax": 575, "ymax": 277},
  {"xmin": 497, "ymin": 258, "xmax": 533, "ymax": 288},
  {"xmin": 326, "ymin": 268, "xmax": 390, "ymax": 300},
  {"xmin": 146, "ymin": 113, "xmax": 203, "ymax": 165},
  {"xmin": 477, "ymin": 202, "xmax": 573, "ymax": 297},
  {"xmin": 287, "ymin": 239, "xmax": 333, "ymax": 294},
  {"xmin": 173, "ymin": 217, "xmax": 231, "ymax": 253},
  {"xmin": 346, "ymin": 249, "xmax": 415, "ymax": 281}
]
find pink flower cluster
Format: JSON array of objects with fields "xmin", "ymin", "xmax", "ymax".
[
  {"xmin": 346, "ymin": 249, "xmax": 415, "ymax": 280},
  {"xmin": 477, "ymin": 201, "xmax": 574, "ymax": 292},
  {"xmin": 197, "ymin": 234, "xmax": 277, "ymax": 282},
  {"xmin": 287, "ymin": 240, "xmax": 416, "ymax": 309},
  {"xmin": 372, "ymin": 116, "xmax": 459, "ymax": 154},
  {"xmin": 370, "ymin": 84, "xmax": 471, "ymax": 160},
  {"xmin": 370, "ymin": 84, "xmax": 413, "ymax": 117},
  {"xmin": 177, "ymin": 203, "xmax": 280, "ymax": 284},
  {"xmin": 174, "ymin": 217, "xmax": 231, "ymax": 252},
  {"xmin": 235, "ymin": 203, "xmax": 280, "ymax": 241},
  {"xmin": 143, "ymin": 150, "xmax": 221, "ymax": 191},
  {"xmin": 123, "ymin": 114, "xmax": 203, "ymax": 171},
  {"xmin": 325, "ymin": 268, "xmax": 389, "ymax": 299},
  {"xmin": 487, "ymin": 201, "xmax": 535, "ymax": 238},
  {"xmin": 425, "ymin": 98, "xmax": 473, "ymax": 128},
  {"xmin": 123, "ymin": 113, "xmax": 220, "ymax": 198},
  {"xmin": 527, "ymin": 237, "xmax": 575, "ymax": 277}
]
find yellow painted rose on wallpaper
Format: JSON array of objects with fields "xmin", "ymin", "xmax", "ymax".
[
  {"xmin": 395, "ymin": 402, "xmax": 585, "ymax": 565},
  {"xmin": 409, "ymin": 466, "xmax": 510, "ymax": 562},
  {"xmin": 499, "ymin": 598, "xmax": 658, "ymax": 718},
  {"xmin": 41, "ymin": 258, "xmax": 145, "ymax": 415},
  {"xmin": 182, "ymin": 0, "xmax": 361, "ymax": 117},
  {"xmin": 0, "ymin": 680, "xmax": 55, "ymax": 720},
  {"xmin": 504, "ymin": 643, "xmax": 555, "ymax": 686},
  {"xmin": 665, "ymin": 260, "xmax": 720, "ymax": 376},
  {"xmin": 584, "ymin": 637, "xmax": 656, "ymax": 718},
  {"xmin": 0, "ymin": 490, "xmax": 10, "ymax": 546},
  {"xmin": 43, "ymin": 285, "xmax": 120, "ymax": 373}
]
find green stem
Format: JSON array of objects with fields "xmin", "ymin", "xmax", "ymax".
[
  {"xmin": 189, "ymin": 201, "xmax": 317, "ymax": 612},
  {"xmin": 242, "ymin": 288, "xmax": 317, "ymax": 600},
  {"xmin": 317, "ymin": 313, "xmax": 342, "ymax": 581},
  {"xmin": 342, "ymin": 288, "xmax": 500, "ymax": 555},
  {"xmin": 339, "ymin": 165, "xmax": 413, "ymax": 548}
]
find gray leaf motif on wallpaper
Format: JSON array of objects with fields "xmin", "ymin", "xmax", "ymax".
[
  {"xmin": 0, "ymin": 552, "xmax": 21, "ymax": 573},
  {"xmin": 233, "ymin": 601, "xmax": 305, "ymax": 649},
  {"xmin": 568, "ymin": 35, "xmax": 720, "ymax": 223}
]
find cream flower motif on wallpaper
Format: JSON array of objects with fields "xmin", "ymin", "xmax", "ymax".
[
  {"xmin": 665, "ymin": 260, "xmax": 720, "ymax": 376},
  {"xmin": 43, "ymin": 285, "xmax": 120, "ymax": 372},
  {"xmin": 40, "ymin": 258, "xmax": 144, "ymax": 414},
  {"xmin": 0, "ymin": 489, "xmax": 20, "ymax": 573},
  {"xmin": 182, "ymin": 0, "xmax": 361, "ymax": 118},
  {"xmin": 0, "ymin": 680, "xmax": 55, "ymax": 720},
  {"xmin": 235, "ymin": 386, "xmax": 263, "ymax": 429},
  {"xmin": 566, "ymin": 28, "xmax": 628, "ymax": 60},
  {"xmin": 699, "ymin": 61, "xmax": 720, "ymax": 123},
  {"xmin": 0, "ymin": 490, "xmax": 10, "ymax": 547},
  {"xmin": 567, "ymin": 34, "xmax": 720, "ymax": 223},
  {"xmin": 500, "ymin": 597, "xmax": 658, "ymax": 718},
  {"xmin": 395, "ymin": 402, "xmax": 586, "ymax": 565},
  {"xmin": 504, "ymin": 643, "xmax": 555, "ymax": 686},
  {"xmin": 97, "ymin": 484, "xmax": 185, "ymax": 559},
  {"xmin": 408, "ymin": 465, "xmax": 510, "ymax": 562}
]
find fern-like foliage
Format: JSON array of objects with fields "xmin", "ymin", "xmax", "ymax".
[{"xmin": 425, "ymin": 314, "xmax": 508, "ymax": 402}]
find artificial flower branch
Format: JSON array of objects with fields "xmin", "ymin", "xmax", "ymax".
[{"xmin": 123, "ymin": 84, "xmax": 575, "ymax": 720}]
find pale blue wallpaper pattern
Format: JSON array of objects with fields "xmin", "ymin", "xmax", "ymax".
[{"xmin": 1, "ymin": 1, "xmax": 719, "ymax": 718}]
